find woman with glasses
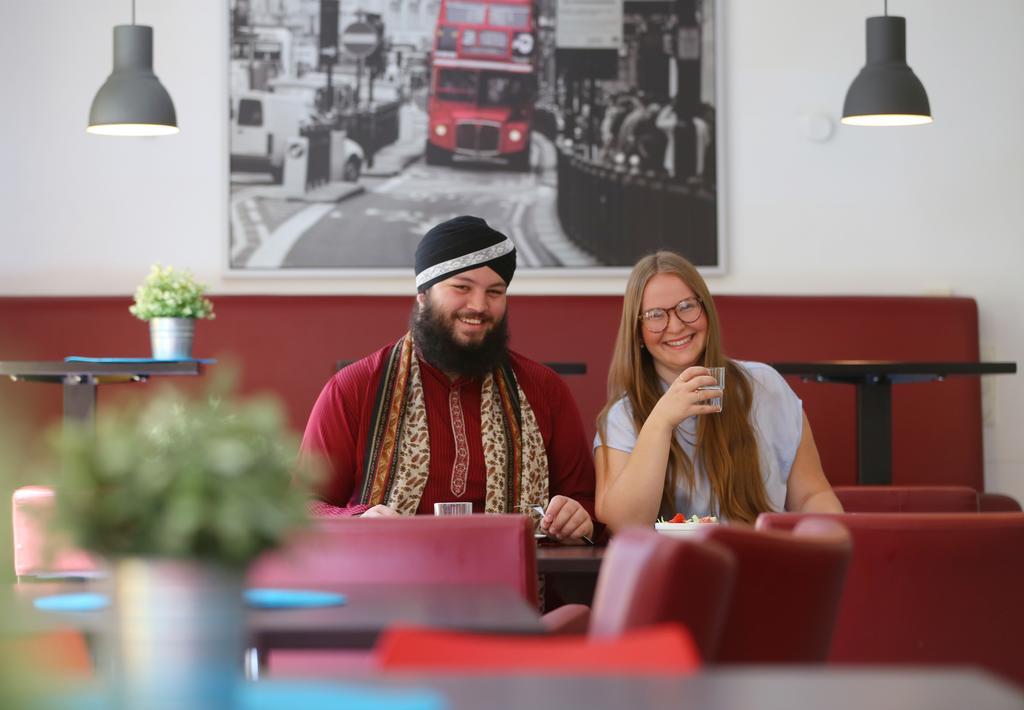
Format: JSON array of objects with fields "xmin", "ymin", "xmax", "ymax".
[{"xmin": 595, "ymin": 251, "xmax": 842, "ymax": 529}]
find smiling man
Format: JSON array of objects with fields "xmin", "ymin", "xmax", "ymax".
[{"xmin": 301, "ymin": 216, "xmax": 595, "ymax": 543}]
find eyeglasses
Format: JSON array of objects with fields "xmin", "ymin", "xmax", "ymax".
[{"xmin": 638, "ymin": 298, "xmax": 703, "ymax": 333}]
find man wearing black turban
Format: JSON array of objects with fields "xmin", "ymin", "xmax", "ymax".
[{"xmin": 301, "ymin": 216, "xmax": 596, "ymax": 544}]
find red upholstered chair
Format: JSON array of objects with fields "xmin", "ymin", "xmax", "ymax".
[
  {"xmin": 249, "ymin": 514, "xmax": 537, "ymax": 601},
  {"xmin": 694, "ymin": 520, "xmax": 851, "ymax": 664},
  {"xmin": 541, "ymin": 527, "xmax": 736, "ymax": 661},
  {"xmin": 247, "ymin": 514, "xmax": 538, "ymax": 676},
  {"xmin": 978, "ymin": 492, "xmax": 1022, "ymax": 512},
  {"xmin": 756, "ymin": 512, "xmax": 1024, "ymax": 686},
  {"xmin": 376, "ymin": 623, "xmax": 700, "ymax": 675},
  {"xmin": 11, "ymin": 486, "xmax": 100, "ymax": 580},
  {"xmin": 9, "ymin": 487, "xmax": 97, "ymax": 678},
  {"xmin": 833, "ymin": 485, "xmax": 979, "ymax": 513}
]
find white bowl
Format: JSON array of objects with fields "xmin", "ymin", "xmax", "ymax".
[{"xmin": 654, "ymin": 521, "xmax": 718, "ymax": 537}]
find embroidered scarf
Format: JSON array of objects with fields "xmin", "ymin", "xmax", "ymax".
[{"xmin": 359, "ymin": 333, "xmax": 548, "ymax": 515}]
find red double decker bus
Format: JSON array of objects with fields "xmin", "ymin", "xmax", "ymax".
[{"xmin": 426, "ymin": 0, "xmax": 536, "ymax": 170}]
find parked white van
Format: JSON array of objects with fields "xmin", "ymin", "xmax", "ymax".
[{"xmin": 230, "ymin": 91, "xmax": 364, "ymax": 183}]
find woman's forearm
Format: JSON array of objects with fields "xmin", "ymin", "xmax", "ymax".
[
  {"xmin": 598, "ymin": 418, "xmax": 676, "ymax": 530},
  {"xmin": 798, "ymin": 488, "xmax": 844, "ymax": 514}
]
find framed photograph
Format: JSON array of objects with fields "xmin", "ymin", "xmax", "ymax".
[{"xmin": 227, "ymin": 0, "xmax": 723, "ymax": 282}]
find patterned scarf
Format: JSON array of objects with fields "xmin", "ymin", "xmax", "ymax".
[{"xmin": 359, "ymin": 333, "xmax": 549, "ymax": 515}]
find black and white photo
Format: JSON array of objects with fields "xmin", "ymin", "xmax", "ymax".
[{"xmin": 228, "ymin": 0, "xmax": 721, "ymax": 273}]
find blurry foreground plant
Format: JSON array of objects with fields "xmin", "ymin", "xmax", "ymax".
[{"xmin": 51, "ymin": 379, "xmax": 316, "ymax": 567}]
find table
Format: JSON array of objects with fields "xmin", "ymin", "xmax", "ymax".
[
  {"xmin": 247, "ymin": 582, "xmax": 543, "ymax": 652},
  {"xmin": 380, "ymin": 667, "xmax": 1024, "ymax": 709},
  {"xmin": 536, "ymin": 545, "xmax": 604, "ymax": 575},
  {"xmin": 770, "ymin": 361, "xmax": 1017, "ymax": 485},
  {"xmin": 55, "ymin": 667, "xmax": 1024, "ymax": 710},
  {"xmin": 0, "ymin": 359, "xmax": 208, "ymax": 424},
  {"xmin": 537, "ymin": 545, "xmax": 605, "ymax": 607},
  {"xmin": 50, "ymin": 667, "xmax": 1024, "ymax": 710},
  {"xmin": 4, "ymin": 581, "xmax": 545, "ymax": 677},
  {"xmin": 246, "ymin": 582, "xmax": 544, "ymax": 677}
]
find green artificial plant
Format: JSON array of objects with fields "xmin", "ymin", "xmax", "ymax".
[
  {"xmin": 51, "ymin": 378, "xmax": 315, "ymax": 567},
  {"xmin": 129, "ymin": 264, "xmax": 215, "ymax": 321}
]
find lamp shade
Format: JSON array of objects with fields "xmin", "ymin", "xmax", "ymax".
[
  {"xmin": 842, "ymin": 16, "xmax": 931, "ymax": 126},
  {"xmin": 87, "ymin": 25, "xmax": 178, "ymax": 136}
]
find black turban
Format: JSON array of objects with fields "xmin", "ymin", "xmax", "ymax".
[{"xmin": 414, "ymin": 215, "xmax": 516, "ymax": 292}]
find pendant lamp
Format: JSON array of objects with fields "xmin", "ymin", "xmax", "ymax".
[
  {"xmin": 87, "ymin": 0, "xmax": 178, "ymax": 136},
  {"xmin": 841, "ymin": 1, "xmax": 931, "ymax": 127}
]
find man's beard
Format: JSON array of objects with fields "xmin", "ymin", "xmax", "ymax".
[{"xmin": 411, "ymin": 297, "xmax": 510, "ymax": 379}]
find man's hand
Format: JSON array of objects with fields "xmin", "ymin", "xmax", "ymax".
[
  {"xmin": 360, "ymin": 504, "xmax": 400, "ymax": 518},
  {"xmin": 539, "ymin": 495, "xmax": 594, "ymax": 545}
]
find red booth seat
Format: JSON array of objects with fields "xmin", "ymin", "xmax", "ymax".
[
  {"xmin": 0, "ymin": 293, "xmax": 985, "ymax": 491},
  {"xmin": 978, "ymin": 492, "xmax": 1022, "ymax": 512},
  {"xmin": 756, "ymin": 512, "xmax": 1024, "ymax": 687},
  {"xmin": 832, "ymin": 485, "xmax": 980, "ymax": 513}
]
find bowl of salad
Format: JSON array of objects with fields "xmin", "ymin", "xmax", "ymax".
[{"xmin": 654, "ymin": 514, "xmax": 719, "ymax": 537}]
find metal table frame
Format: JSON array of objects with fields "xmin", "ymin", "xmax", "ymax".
[
  {"xmin": 771, "ymin": 361, "xmax": 1017, "ymax": 485},
  {"xmin": 0, "ymin": 360, "xmax": 205, "ymax": 424}
]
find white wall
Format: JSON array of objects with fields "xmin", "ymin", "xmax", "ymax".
[{"xmin": 1, "ymin": 1, "xmax": 1022, "ymax": 500}]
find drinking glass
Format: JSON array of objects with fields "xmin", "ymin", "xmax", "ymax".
[{"xmin": 699, "ymin": 367, "xmax": 726, "ymax": 411}]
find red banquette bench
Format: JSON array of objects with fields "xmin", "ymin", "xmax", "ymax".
[{"xmin": 0, "ymin": 294, "xmax": 984, "ymax": 490}]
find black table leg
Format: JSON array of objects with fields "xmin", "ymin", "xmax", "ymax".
[
  {"xmin": 63, "ymin": 375, "xmax": 97, "ymax": 424},
  {"xmin": 856, "ymin": 376, "xmax": 892, "ymax": 485}
]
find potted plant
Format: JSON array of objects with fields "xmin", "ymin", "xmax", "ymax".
[
  {"xmin": 129, "ymin": 264, "xmax": 215, "ymax": 360},
  {"xmin": 50, "ymin": 380, "xmax": 315, "ymax": 709}
]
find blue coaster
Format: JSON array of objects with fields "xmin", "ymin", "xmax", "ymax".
[
  {"xmin": 34, "ymin": 592, "xmax": 109, "ymax": 612},
  {"xmin": 244, "ymin": 588, "xmax": 346, "ymax": 609}
]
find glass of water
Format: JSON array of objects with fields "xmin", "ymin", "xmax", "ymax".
[{"xmin": 699, "ymin": 366, "xmax": 726, "ymax": 411}]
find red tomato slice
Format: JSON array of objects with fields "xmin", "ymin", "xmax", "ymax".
[{"xmin": 669, "ymin": 513, "xmax": 686, "ymax": 523}]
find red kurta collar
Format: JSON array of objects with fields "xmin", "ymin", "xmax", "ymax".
[{"xmin": 416, "ymin": 353, "xmax": 480, "ymax": 389}]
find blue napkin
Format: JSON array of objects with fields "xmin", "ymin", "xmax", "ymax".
[
  {"xmin": 65, "ymin": 356, "xmax": 216, "ymax": 364},
  {"xmin": 33, "ymin": 592, "xmax": 109, "ymax": 612},
  {"xmin": 244, "ymin": 588, "xmax": 346, "ymax": 609}
]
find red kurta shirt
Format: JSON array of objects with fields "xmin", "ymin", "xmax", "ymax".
[{"xmin": 301, "ymin": 343, "xmax": 597, "ymax": 517}]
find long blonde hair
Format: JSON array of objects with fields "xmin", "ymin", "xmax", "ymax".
[{"xmin": 597, "ymin": 251, "xmax": 772, "ymax": 523}]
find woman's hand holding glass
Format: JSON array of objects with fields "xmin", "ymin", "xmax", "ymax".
[{"xmin": 650, "ymin": 366, "xmax": 722, "ymax": 429}]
